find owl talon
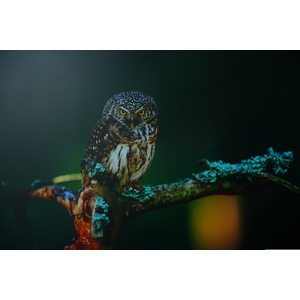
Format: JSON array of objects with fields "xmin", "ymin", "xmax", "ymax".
[{"xmin": 121, "ymin": 182, "xmax": 142, "ymax": 192}]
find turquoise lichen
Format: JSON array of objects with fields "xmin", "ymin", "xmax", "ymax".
[
  {"xmin": 92, "ymin": 213, "xmax": 110, "ymax": 238},
  {"xmin": 121, "ymin": 185, "xmax": 155, "ymax": 202},
  {"xmin": 89, "ymin": 163, "xmax": 106, "ymax": 178},
  {"xmin": 193, "ymin": 148, "xmax": 293, "ymax": 183},
  {"xmin": 92, "ymin": 196, "xmax": 110, "ymax": 238},
  {"xmin": 95, "ymin": 196, "xmax": 109, "ymax": 213},
  {"xmin": 93, "ymin": 213, "xmax": 110, "ymax": 226}
]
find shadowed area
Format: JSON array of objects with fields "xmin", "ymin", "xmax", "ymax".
[{"xmin": 1, "ymin": 51, "xmax": 300, "ymax": 249}]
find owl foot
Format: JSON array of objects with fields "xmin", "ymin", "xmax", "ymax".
[{"xmin": 121, "ymin": 182, "xmax": 142, "ymax": 192}]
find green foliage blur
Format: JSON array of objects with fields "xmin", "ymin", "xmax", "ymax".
[{"xmin": 1, "ymin": 50, "xmax": 300, "ymax": 249}]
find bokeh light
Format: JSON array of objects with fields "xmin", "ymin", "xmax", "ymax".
[{"xmin": 189, "ymin": 195, "xmax": 240, "ymax": 250}]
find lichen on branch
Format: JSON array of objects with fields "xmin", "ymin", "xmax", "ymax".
[
  {"xmin": 122, "ymin": 148, "xmax": 297, "ymax": 217},
  {"xmin": 1, "ymin": 148, "xmax": 299, "ymax": 250},
  {"xmin": 193, "ymin": 147, "xmax": 293, "ymax": 183}
]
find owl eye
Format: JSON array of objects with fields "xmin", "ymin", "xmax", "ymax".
[
  {"xmin": 119, "ymin": 109, "xmax": 127, "ymax": 116},
  {"xmin": 138, "ymin": 109, "xmax": 145, "ymax": 116}
]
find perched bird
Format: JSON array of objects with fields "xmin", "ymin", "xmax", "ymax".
[{"xmin": 81, "ymin": 91, "xmax": 158, "ymax": 188}]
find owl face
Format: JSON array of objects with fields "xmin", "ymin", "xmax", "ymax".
[{"xmin": 103, "ymin": 91, "xmax": 158, "ymax": 130}]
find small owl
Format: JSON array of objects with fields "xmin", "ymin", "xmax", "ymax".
[{"xmin": 81, "ymin": 91, "xmax": 158, "ymax": 188}]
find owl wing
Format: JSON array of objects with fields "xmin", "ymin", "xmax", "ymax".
[{"xmin": 81, "ymin": 116, "xmax": 114, "ymax": 172}]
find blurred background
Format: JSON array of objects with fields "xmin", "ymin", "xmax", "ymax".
[{"xmin": 0, "ymin": 50, "xmax": 300, "ymax": 250}]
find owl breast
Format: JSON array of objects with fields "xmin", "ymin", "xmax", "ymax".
[{"xmin": 104, "ymin": 125, "xmax": 156, "ymax": 186}]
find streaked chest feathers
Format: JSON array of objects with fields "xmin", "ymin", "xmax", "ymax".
[{"xmin": 104, "ymin": 125, "xmax": 156, "ymax": 186}]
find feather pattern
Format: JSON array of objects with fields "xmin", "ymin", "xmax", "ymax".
[{"xmin": 81, "ymin": 91, "xmax": 158, "ymax": 187}]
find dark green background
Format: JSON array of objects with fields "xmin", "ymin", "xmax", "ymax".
[{"xmin": 1, "ymin": 50, "xmax": 300, "ymax": 249}]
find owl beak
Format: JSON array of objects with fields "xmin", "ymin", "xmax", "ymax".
[{"xmin": 127, "ymin": 116, "xmax": 140, "ymax": 130}]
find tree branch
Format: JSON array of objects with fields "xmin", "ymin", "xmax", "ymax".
[
  {"xmin": 1, "ymin": 148, "xmax": 299, "ymax": 249},
  {"xmin": 122, "ymin": 147, "xmax": 298, "ymax": 217},
  {"xmin": 28, "ymin": 184, "xmax": 78, "ymax": 213},
  {"xmin": 123, "ymin": 174, "xmax": 274, "ymax": 218}
]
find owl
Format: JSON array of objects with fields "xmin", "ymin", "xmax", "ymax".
[{"xmin": 81, "ymin": 91, "xmax": 158, "ymax": 188}]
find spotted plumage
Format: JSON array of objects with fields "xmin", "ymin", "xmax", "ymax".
[{"xmin": 81, "ymin": 91, "xmax": 158, "ymax": 188}]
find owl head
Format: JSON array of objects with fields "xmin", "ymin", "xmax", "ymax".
[{"xmin": 103, "ymin": 91, "xmax": 158, "ymax": 130}]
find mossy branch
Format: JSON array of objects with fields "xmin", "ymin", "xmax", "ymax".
[
  {"xmin": 1, "ymin": 148, "xmax": 299, "ymax": 249},
  {"xmin": 123, "ymin": 147, "xmax": 298, "ymax": 217},
  {"xmin": 122, "ymin": 172, "xmax": 300, "ymax": 218}
]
